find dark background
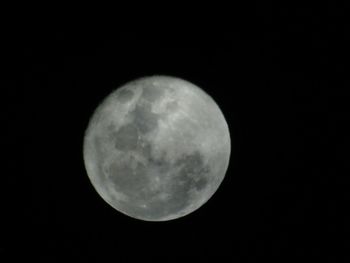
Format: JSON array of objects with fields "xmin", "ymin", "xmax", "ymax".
[{"xmin": 3, "ymin": 5, "xmax": 349, "ymax": 261}]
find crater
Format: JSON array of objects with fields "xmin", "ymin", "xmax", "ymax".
[
  {"xmin": 194, "ymin": 177, "xmax": 208, "ymax": 191},
  {"xmin": 108, "ymin": 156, "xmax": 148, "ymax": 199},
  {"xmin": 142, "ymin": 84, "xmax": 165, "ymax": 102},
  {"xmin": 117, "ymin": 88, "xmax": 134, "ymax": 103},
  {"xmin": 165, "ymin": 100, "xmax": 178, "ymax": 112},
  {"xmin": 112, "ymin": 123, "xmax": 139, "ymax": 151},
  {"xmin": 174, "ymin": 151, "xmax": 210, "ymax": 192},
  {"xmin": 117, "ymin": 186, "xmax": 191, "ymax": 221},
  {"xmin": 175, "ymin": 151, "xmax": 210, "ymax": 175},
  {"xmin": 113, "ymin": 153, "xmax": 209, "ymax": 220},
  {"xmin": 132, "ymin": 151, "xmax": 211, "ymax": 219},
  {"xmin": 147, "ymin": 149, "xmax": 172, "ymax": 173},
  {"xmin": 132, "ymin": 103, "xmax": 159, "ymax": 134},
  {"xmin": 93, "ymin": 136, "xmax": 108, "ymax": 182}
]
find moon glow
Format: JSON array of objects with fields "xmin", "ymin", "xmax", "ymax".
[{"xmin": 83, "ymin": 76, "xmax": 231, "ymax": 221}]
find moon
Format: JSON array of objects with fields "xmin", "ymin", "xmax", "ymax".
[{"xmin": 83, "ymin": 76, "xmax": 231, "ymax": 221}]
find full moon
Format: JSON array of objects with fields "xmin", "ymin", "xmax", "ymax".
[{"xmin": 83, "ymin": 76, "xmax": 231, "ymax": 221}]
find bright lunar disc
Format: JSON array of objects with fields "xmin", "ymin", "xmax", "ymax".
[{"xmin": 83, "ymin": 76, "xmax": 231, "ymax": 221}]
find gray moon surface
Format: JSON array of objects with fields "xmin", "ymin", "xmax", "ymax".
[{"xmin": 83, "ymin": 76, "xmax": 231, "ymax": 221}]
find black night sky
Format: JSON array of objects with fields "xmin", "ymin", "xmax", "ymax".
[{"xmin": 4, "ymin": 5, "xmax": 349, "ymax": 261}]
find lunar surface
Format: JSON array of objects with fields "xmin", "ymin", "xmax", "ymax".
[{"xmin": 83, "ymin": 76, "xmax": 231, "ymax": 221}]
